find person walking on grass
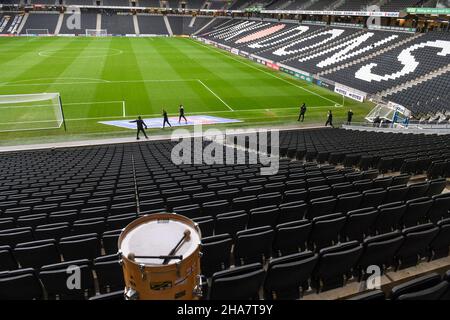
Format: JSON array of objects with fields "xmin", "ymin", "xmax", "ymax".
[
  {"xmin": 179, "ymin": 104, "xmax": 187, "ymax": 124},
  {"xmin": 162, "ymin": 109, "xmax": 172, "ymax": 129},
  {"xmin": 130, "ymin": 116, "xmax": 148, "ymax": 140},
  {"xmin": 325, "ymin": 110, "xmax": 334, "ymax": 128},
  {"xmin": 298, "ymin": 103, "xmax": 307, "ymax": 122}
]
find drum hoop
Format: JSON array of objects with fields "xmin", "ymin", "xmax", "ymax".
[{"xmin": 118, "ymin": 213, "xmax": 201, "ymax": 269}]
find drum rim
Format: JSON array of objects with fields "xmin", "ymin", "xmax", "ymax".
[{"xmin": 118, "ymin": 212, "xmax": 201, "ymax": 268}]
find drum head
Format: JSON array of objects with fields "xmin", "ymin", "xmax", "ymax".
[{"xmin": 119, "ymin": 214, "xmax": 201, "ymax": 266}]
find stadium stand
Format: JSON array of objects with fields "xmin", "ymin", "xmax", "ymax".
[
  {"xmin": 0, "ymin": 13, "xmax": 21, "ymax": 34},
  {"xmin": 380, "ymin": 0, "xmax": 423, "ymax": 12},
  {"xmin": 137, "ymin": 14, "xmax": 169, "ymax": 34},
  {"xmin": 20, "ymin": 12, "xmax": 60, "ymax": 35},
  {"xmin": 207, "ymin": 0, "xmax": 227, "ymax": 9},
  {"xmin": 59, "ymin": 11, "xmax": 98, "ymax": 35},
  {"xmin": 136, "ymin": 0, "xmax": 161, "ymax": 6},
  {"xmin": 334, "ymin": 0, "xmax": 375, "ymax": 11},
  {"xmin": 323, "ymin": 31, "xmax": 450, "ymax": 94},
  {"xmin": 64, "ymin": 0, "xmax": 94, "ymax": 4},
  {"xmin": 0, "ymin": 128, "xmax": 449, "ymax": 299},
  {"xmin": 1, "ymin": 0, "xmax": 450, "ymax": 302},
  {"xmin": 198, "ymin": 17, "xmax": 450, "ymax": 118},
  {"xmin": 185, "ymin": 0, "xmax": 207, "ymax": 8},
  {"xmin": 102, "ymin": 0, "xmax": 131, "ymax": 6},
  {"xmin": 102, "ymin": 12, "xmax": 135, "ymax": 34},
  {"xmin": 385, "ymin": 71, "xmax": 450, "ymax": 117},
  {"xmin": 167, "ymin": 15, "xmax": 189, "ymax": 35},
  {"xmin": 166, "ymin": 15, "xmax": 214, "ymax": 35}
]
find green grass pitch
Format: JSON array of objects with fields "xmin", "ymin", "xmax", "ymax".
[{"xmin": 0, "ymin": 36, "xmax": 375, "ymax": 146}]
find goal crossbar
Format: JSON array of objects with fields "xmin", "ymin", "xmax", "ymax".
[{"xmin": 85, "ymin": 29, "xmax": 108, "ymax": 37}]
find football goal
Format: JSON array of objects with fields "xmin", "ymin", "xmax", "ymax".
[
  {"xmin": 26, "ymin": 29, "xmax": 49, "ymax": 36},
  {"xmin": 85, "ymin": 29, "xmax": 108, "ymax": 37},
  {"xmin": 0, "ymin": 93, "xmax": 65, "ymax": 132}
]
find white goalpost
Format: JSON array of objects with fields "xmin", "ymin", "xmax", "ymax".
[
  {"xmin": 26, "ymin": 29, "xmax": 50, "ymax": 36},
  {"xmin": 0, "ymin": 93, "xmax": 65, "ymax": 132},
  {"xmin": 85, "ymin": 29, "xmax": 108, "ymax": 37}
]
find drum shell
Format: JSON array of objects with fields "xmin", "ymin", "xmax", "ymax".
[{"xmin": 119, "ymin": 213, "xmax": 202, "ymax": 300}]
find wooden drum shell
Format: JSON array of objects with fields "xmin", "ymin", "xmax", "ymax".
[{"xmin": 118, "ymin": 213, "xmax": 202, "ymax": 300}]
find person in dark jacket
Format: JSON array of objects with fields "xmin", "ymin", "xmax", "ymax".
[
  {"xmin": 347, "ymin": 109, "xmax": 354, "ymax": 125},
  {"xmin": 163, "ymin": 109, "xmax": 172, "ymax": 129},
  {"xmin": 325, "ymin": 110, "xmax": 334, "ymax": 128},
  {"xmin": 130, "ymin": 116, "xmax": 148, "ymax": 140},
  {"xmin": 298, "ymin": 103, "xmax": 307, "ymax": 122},
  {"xmin": 179, "ymin": 104, "xmax": 187, "ymax": 124}
]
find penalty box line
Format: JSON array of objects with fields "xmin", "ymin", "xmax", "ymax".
[
  {"xmin": 197, "ymin": 79, "xmax": 234, "ymax": 112},
  {"xmin": 63, "ymin": 100, "xmax": 127, "ymax": 118}
]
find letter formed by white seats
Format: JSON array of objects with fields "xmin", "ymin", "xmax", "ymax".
[
  {"xmin": 208, "ymin": 21, "xmax": 271, "ymax": 42},
  {"xmin": 223, "ymin": 22, "xmax": 272, "ymax": 42},
  {"xmin": 355, "ymin": 40, "xmax": 450, "ymax": 82},
  {"xmin": 299, "ymin": 33, "xmax": 399, "ymax": 69},
  {"xmin": 247, "ymin": 25, "xmax": 310, "ymax": 50},
  {"xmin": 272, "ymin": 29, "xmax": 345, "ymax": 57}
]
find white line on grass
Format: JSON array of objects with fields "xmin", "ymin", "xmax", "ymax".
[
  {"xmin": 0, "ymin": 79, "xmax": 199, "ymax": 87},
  {"xmin": 2, "ymin": 77, "xmax": 112, "ymax": 85},
  {"xmin": 197, "ymin": 79, "xmax": 234, "ymax": 111},
  {"xmin": 190, "ymin": 39, "xmax": 342, "ymax": 106}
]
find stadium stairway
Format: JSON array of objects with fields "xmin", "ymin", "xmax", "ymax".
[
  {"xmin": 16, "ymin": 12, "xmax": 28, "ymax": 35},
  {"xmin": 133, "ymin": 14, "xmax": 140, "ymax": 35},
  {"xmin": 54, "ymin": 13, "xmax": 64, "ymax": 36},
  {"xmin": 193, "ymin": 17, "xmax": 217, "ymax": 35},
  {"xmin": 163, "ymin": 15, "xmax": 173, "ymax": 36}
]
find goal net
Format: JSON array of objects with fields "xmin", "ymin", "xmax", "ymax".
[
  {"xmin": 26, "ymin": 29, "xmax": 49, "ymax": 36},
  {"xmin": 0, "ymin": 93, "xmax": 64, "ymax": 132},
  {"xmin": 85, "ymin": 29, "xmax": 108, "ymax": 37}
]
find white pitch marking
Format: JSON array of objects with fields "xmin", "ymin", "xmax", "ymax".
[
  {"xmin": 1, "ymin": 77, "xmax": 111, "ymax": 85},
  {"xmin": 0, "ymin": 79, "xmax": 199, "ymax": 87},
  {"xmin": 197, "ymin": 79, "xmax": 234, "ymax": 111}
]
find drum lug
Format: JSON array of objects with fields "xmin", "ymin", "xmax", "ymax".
[
  {"xmin": 139, "ymin": 264, "xmax": 147, "ymax": 281},
  {"xmin": 199, "ymin": 251, "xmax": 203, "ymax": 258},
  {"xmin": 118, "ymin": 251, "xmax": 123, "ymax": 266},
  {"xmin": 124, "ymin": 287, "xmax": 139, "ymax": 300},
  {"xmin": 193, "ymin": 275, "xmax": 203, "ymax": 298}
]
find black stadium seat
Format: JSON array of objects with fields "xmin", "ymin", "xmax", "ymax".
[
  {"xmin": 14, "ymin": 239, "xmax": 61, "ymax": 269},
  {"xmin": 390, "ymin": 273, "xmax": 447, "ymax": 300},
  {"xmin": 0, "ymin": 268, "xmax": 44, "ymax": 300},
  {"xmin": 201, "ymin": 234, "xmax": 233, "ymax": 277},
  {"xmin": 94, "ymin": 254, "xmax": 124, "ymax": 294},
  {"xmin": 264, "ymin": 252, "xmax": 318, "ymax": 300},
  {"xmin": 273, "ymin": 220, "xmax": 311, "ymax": 257},
  {"xmin": 0, "ymin": 245, "xmax": 18, "ymax": 271},
  {"xmin": 234, "ymin": 226, "xmax": 274, "ymax": 266},
  {"xmin": 209, "ymin": 263, "xmax": 265, "ymax": 300},
  {"xmin": 39, "ymin": 259, "xmax": 95, "ymax": 300}
]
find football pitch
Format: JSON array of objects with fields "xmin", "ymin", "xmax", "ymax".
[{"xmin": 0, "ymin": 36, "xmax": 374, "ymax": 146}]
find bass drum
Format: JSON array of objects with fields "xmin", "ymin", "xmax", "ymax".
[{"xmin": 118, "ymin": 213, "xmax": 202, "ymax": 300}]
